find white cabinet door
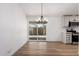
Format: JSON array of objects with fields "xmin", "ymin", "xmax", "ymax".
[
  {"xmin": 64, "ymin": 17, "xmax": 70, "ymax": 27},
  {"xmin": 70, "ymin": 16, "xmax": 78, "ymax": 22},
  {"xmin": 64, "ymin": 16, "xmax": 78, "ymax": 27},
  {"xmin": 63, "ymin": 32, "xmax": 72, "ymax": 44},
  {"xmin": 66, "ymin": 32, "xmax": 72, "ymax": 43}
]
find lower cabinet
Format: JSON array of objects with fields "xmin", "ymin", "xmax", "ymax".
[
  {"xmin": 66, "ymin": 32, "xmax": 72, "ymax": 44},
  {"xmin": 63, "ymin": 32, "xmax": 72, "ymax": 44}
]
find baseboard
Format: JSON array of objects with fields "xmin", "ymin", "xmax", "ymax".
[
  {"xmin": 28, "ymin": 40, "xmax": 63, "ymax": 43},
  {"xmin": 47, "ymin": 41, "xmax": 63, "ymax": 43},
  {"xmin": 28, "ymin": 40, "xmax": 47, "ymax": 42},
  {"xmin": 10, "ymin": 40, "xmax": 28, "ymax": 56}
]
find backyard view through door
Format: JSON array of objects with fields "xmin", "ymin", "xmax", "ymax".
[{"xmin": 29, "ymin": 20, "xmax": 47, "ymax": 41}]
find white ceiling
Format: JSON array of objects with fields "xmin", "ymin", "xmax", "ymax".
[{"xmin": 20, "ymin": 3, "xmax": 78, "ymax": 16}]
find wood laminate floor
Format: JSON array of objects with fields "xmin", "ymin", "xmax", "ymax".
[{"xmin": 14, "ymin": 41, "xmax": 78, "ymax": 56}]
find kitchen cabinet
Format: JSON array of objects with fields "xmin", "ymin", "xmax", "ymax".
[
  {"xmin": 63, "ymin": 16, "xmax": 78, "ymax": 27},
  {"xmin": 66, "ymin": 32, "xmax": 72, "ymax": 44},
  {"xmin": 63, "ymin": 31, "xmax": 72, "ymax": 44},
  {"xmin": 63, "ymin": 15, "xmax": 79, "ymax": 44},
  {"xmin": 63, "ymin": 16, "xmax": 70, "ymax": 27}
]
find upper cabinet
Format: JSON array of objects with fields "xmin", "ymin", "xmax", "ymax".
[{"xmin": 63, "ymin": 15, "xmax": 79, "ymax": 27}]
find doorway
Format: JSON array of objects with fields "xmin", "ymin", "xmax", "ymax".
[{"xmin": 29, "ymin": 20, "xmax": 47, "ymax": 41}]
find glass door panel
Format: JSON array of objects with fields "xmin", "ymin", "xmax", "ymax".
[
  {"xmin": 38, "ymin": 24, "xmax": 46, "ymax": 35},
  {"xmin": 29, "ymin": 24, "xmax": 37, "ymax": 35}
]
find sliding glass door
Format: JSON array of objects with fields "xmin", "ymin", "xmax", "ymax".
[{"xmin": 29, "ymin": 22, "xmax": 47, "ymax": 41}]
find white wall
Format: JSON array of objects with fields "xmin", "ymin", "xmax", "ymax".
[
  {"xmin": 47, "ymin": 16, "xmax": 63, "ymax": 41},
  {"xmin": 0, "ymin": 4, "xmax": 28, "ymax": 56}
]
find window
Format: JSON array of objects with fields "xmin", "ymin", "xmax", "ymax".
[
  {"xmin": 29, "ymin": 20, "xmax": 47, "ymax": 41},
  {"xmin": 29, "ymin": 23, "xmax": 46, "ymax": 36}
]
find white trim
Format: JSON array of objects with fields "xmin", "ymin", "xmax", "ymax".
[{"xmin": 8, "ymin": 40, "xmax": 28, "ymax": 56}]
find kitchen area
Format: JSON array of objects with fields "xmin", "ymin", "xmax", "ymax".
[{"xmin": 63, "ymin": 15, "xmax": 79, "ymax": 44}]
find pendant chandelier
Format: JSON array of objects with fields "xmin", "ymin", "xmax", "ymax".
[{"xmin": 35, "ymin": 3, "xmax": 48, "ymax": 24}]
